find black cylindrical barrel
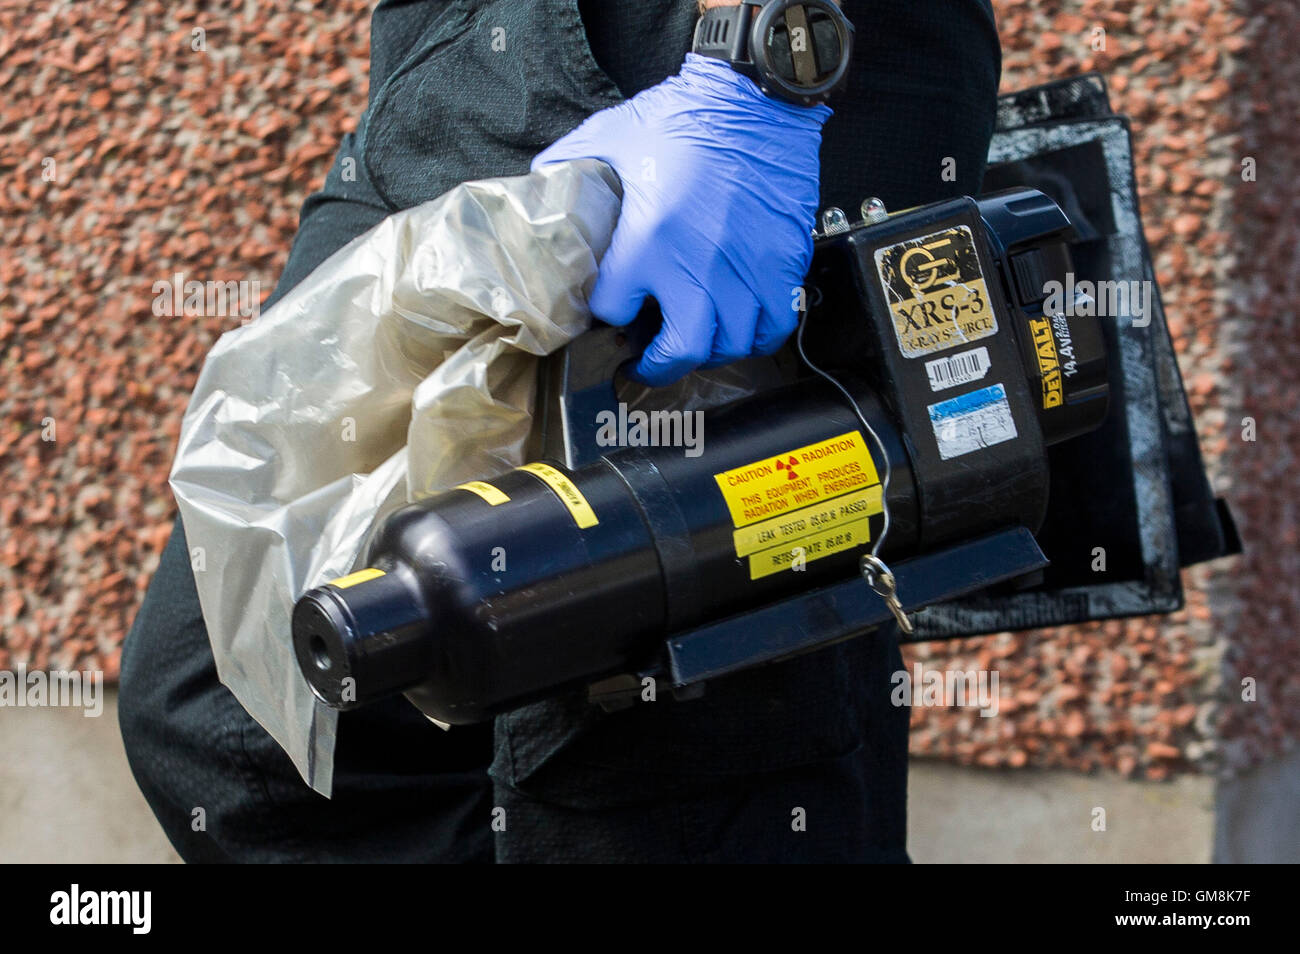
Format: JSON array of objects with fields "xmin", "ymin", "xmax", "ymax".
[{"xmin": 293, "ymin": 380, "xmax": 922, "ymax": 723}]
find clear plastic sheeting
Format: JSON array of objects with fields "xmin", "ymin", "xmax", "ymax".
[{"xmin": 169, "ymin": 160, "xmax": 622, "ymax": 796}]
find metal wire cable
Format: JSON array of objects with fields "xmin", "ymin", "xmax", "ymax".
[{"xmin": 794, "ymin": 308, "xmax": 893, "ymax": 560}]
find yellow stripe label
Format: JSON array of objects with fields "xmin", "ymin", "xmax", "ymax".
[
  {"xmin": 748, "ymin": 518, "xmax": 874, "ymax": 580},
  {"xmin": 327, "ymin": 567, "xmax": 385, "ymax": 589},
  {"xmin": 517, "ymin": 462, "xmax": 599, "ymax": 529},
  {"xmin": 455, "ymin": 480, "xmax": 510, "ymax": 506},
  {"xmin": 732, "ymin": 485, "xmax": 883, "ymax": 557},
  {"xmin": 713, "ymin": 431, "xmax": 883, "ymax": 580}
]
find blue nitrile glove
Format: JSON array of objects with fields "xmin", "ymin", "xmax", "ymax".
[{"xmin": 532, "ymin": 53, "xmax": 831, "ymax": 387}]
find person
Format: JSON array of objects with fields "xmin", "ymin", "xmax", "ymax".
[{"xmin": 119, "ymin": 0, "xmax": 1002, "ymax": 863}]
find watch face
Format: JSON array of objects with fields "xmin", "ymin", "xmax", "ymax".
[
  {"xmin": 748, "ymin": 0, "xmax": 853, "ymax": 104},
  {"xmin": 758, "ymin": 3, "xmax": 847, "ymax": 91}
]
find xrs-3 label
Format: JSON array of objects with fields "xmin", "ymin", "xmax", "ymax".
[{"xmin": 874, "ymin": 225, "xmax": 998, "ymax": 358}]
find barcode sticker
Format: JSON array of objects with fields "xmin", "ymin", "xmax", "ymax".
[{"xmin": 924, "ymin": 346, "xmax": 991, "ymax": 392}]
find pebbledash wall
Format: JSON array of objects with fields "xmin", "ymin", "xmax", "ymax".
[{"xmin": 1, "ymin": 3, "xmax": 1296, "ymax": 789}]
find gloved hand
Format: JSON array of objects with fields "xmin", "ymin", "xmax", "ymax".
[{"xmin": 533, "ymin": 53, "xmax": 830, "ymax": 386}]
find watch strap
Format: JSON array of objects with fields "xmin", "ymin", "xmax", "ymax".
[{"xmin": 693, "ymin": 3, "xmax": 760, "ymax": 79}]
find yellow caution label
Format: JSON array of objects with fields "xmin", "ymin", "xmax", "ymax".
[
  {"xmin": 517, "ymin": 462, "xmax": 598, "ymax": 529},
  {"xmin": 455, "ymin": 480, "xmax": 510, "ymax": 506},
  {"xmin": 327, "ymin": 567, "xmax": 385, "ymax": 589},
  {"xmin": 1027, "ymin": 316, "xmax": 1064, "ymax": 409},
  {"xmin": 732, "ymin": 485, "xmax": 883, "ymax": 557},
  {"xmin": 713, "ymin": 431, "xmax": 884, "ymax": 580}
]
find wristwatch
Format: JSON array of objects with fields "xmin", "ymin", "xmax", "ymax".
[{"xmin": 692, "ymin": 0, "xmax": 854, "ymax": 107}]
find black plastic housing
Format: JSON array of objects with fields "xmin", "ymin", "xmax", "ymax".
[{"xmin": 802, "ymin": 191, "xmax": 1110, "ymax": 551}]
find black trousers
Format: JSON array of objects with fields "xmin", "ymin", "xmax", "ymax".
[{"xmin": 119, "ymin": 0, "xmax": 1001, "ymax": 863}]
